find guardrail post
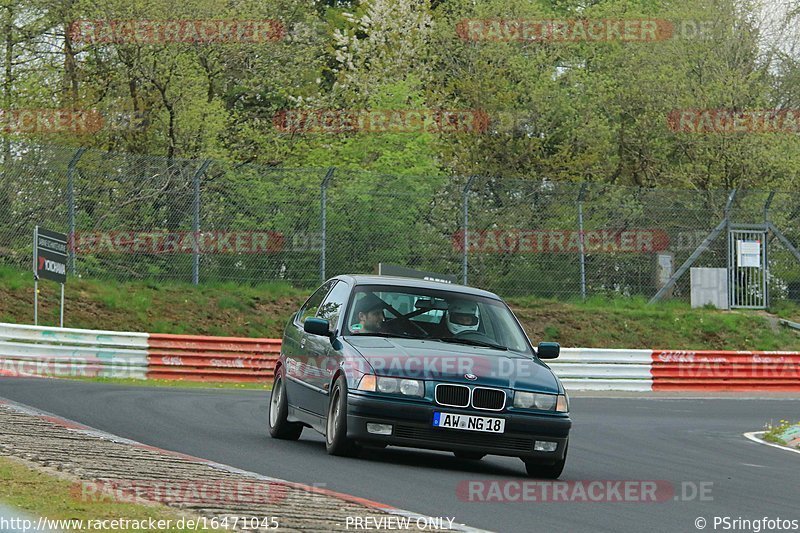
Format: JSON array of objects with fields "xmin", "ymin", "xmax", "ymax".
[
  {"xmin": 320, "ymin": 168, "xmax": 335, "ymax": 282},
  {"xmin": 67, "ymin": 147, "xmax": 86, "ymax": 276},
  {"xmin": 577, "ymin": 183, "xmax": 588, "ymax": 300},
  {"xmin": 462, "ymin": 175, "xmax": 478, "ymax": 285},
  {"xmin": 192, "ymin": 160, "xmax": 212, "ymax": 286}
]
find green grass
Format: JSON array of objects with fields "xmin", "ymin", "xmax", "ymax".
[
  {"xmin": 508, "ymin": 294, "xmax": 800, "ymax": 350},
  {"xmin": 217, "ymin": 295, "xmax": 249, "ymax": 311},
  {"xmin": 0, "ymin": 264, "xmax": 305, "ymax": 338},
  {"xmin": 0, "ymin": 456, "xmax": 223, "ymax": 532},
  {"xmin": 772, "ymin": 300, "xmax": 800, "ymax": 322},
  {"xmin": 1, "ymin": 264, "xmax": 799, "ymax": 349},
  {"xmin": 762, "ymin": 419, "xmax": 800, "ymax": 446}
]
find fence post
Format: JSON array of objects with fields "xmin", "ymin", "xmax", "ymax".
[
  {"xmin": 724, "ymin": 188, "xmax": 736, "ymax": 307},
  {"xmin": 763, "ymin": 192, "xmax": 775, "ymax": 309},
  {"xmin": 462, "ymin": 175, "xmax": 478, "ymax": 285},
  {"xmin": 192, "ymin": 160, "xmax": 212, "ymax": 286},
  {"xmin": 320, "ymin": 168, "xmax": 335, "ymax": 282},
  {"xmin": 67, "ymin": 147, "xmax": 86, "ymax": 276},
  {"xmin": 577, "ymin": 183, "xmax": 588, "ymax": 300}
]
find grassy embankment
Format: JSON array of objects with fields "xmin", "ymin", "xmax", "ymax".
[
  {"xmin": 1, "ymin": 263, "xmax": 799, "ymax": 387},
  {"xmin": 0, "ymin": 456, "xmax": 223, "ymax": 532}
]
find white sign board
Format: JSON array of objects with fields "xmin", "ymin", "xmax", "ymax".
[
  {"xmin": 690, "ymin": 268, "xmax": 729, "ymax": 309},
  {"xmin": 656, "ymin": 253, "xmax": 674, "ymax": 288},
  {"xmin": 737, "ymin": 240, "xmax": 761, "ymax": 268}
]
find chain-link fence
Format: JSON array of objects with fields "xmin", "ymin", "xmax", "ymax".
[{"xmin": 1, "ymin": 142, "xmax": 799, "ymax": 303}]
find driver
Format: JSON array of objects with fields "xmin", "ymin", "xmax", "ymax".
[
  {"xmin": 445, "ymin": 300, "xmax": 480, "ymax": 335},
  {"xmin": 354, "ymin": 293, "xmax": 386, "ymax": 333}
]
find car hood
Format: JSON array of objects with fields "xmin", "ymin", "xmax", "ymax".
[{"xmin": 345, "ymin": 336, "xmax": 560, "ymax": 393}]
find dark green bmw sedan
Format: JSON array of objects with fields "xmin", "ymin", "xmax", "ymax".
[{"xmin": 269, "ymin": 275, "xmax": 571, "ymax": 478}]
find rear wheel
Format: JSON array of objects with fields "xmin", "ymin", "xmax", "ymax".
[
  {"xmin": 268, "ymin": 374, "xmax": 303, "ymax": 440},
  {"xmin": 325, "ymin": 375, "xmax": 360, "ymax": 456},
  {"xmin": 453, "ymin": 451, "xmax": 485, "ymax": 460}
]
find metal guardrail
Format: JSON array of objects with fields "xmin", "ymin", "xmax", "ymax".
[
  {"xmin": 0, "ymin": 322, "xmax": 148, "ymax": 347},
  {"xmin": 549, "ymin": 348, "xmax": 654, "ymax": 392},
  {"xmin": 0, "ymin": 323, "xmax": 148, "ymax": 380},
  {"xmin": 779, "ymin": 318, "xmax": 800, "ymax": 332},
  {"xmin": 651, "ymin": 350, "xmax": 800, "ymax": 391},
  {"xmin": 551, "ymin": 348, "xmax": 800, "ymax": 391},
  {"xmin": 0, "ymin": 323, "xmax": 279, "ymax": 382},
  {"xmin": 146, "ymin": 333, "xmax": 280, "ymax": 382},
  {"xmin": 1, "ymin": 323, "xmax": 799, "ymax": 390}
]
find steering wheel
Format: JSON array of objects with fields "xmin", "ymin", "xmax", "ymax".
[{"xmin": 453, "ymin": 329, "xmax": 490, "ymax": 340}]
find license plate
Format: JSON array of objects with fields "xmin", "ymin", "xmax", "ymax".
[{"xmin": 432, "ymin": 412, "xmax": 505, "ymax": 433}]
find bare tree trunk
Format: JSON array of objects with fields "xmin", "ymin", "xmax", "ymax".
[
  {"xmin": 61, "ymin": 0, "xmax": 79, "ymax": 108},
  {"xmin": 2, "ymin": 3, "xmax": 14, "ymax": 210}
]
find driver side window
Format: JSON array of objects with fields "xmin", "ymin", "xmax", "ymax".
[
  {"xmin": 295, "ymin": 281, "xmax": 334, "ymax": 325},
  {"xmin": 316, "ymin": 281, "xmax": 351, "ymax": 329}
]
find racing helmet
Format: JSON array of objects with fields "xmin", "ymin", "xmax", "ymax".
[{"xmin": 446, "ymin": 300, "xmax": 480, "ymax": 335}]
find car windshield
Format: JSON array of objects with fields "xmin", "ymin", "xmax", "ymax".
[{"xmin": 345, "ymin": 284, "xmax": 533, "ymax": 355}]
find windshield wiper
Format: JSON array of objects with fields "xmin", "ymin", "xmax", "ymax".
[
  {"xmin": 351, "ymin": 331, "xmax": 428, "ymax": 340},
  {"xmin": 436, "ymin": 337, "xmax": 508, "ymax": 351}
]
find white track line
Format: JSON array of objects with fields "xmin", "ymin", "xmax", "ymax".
[{"xmin": 743, "ymin": 431, "xmax": 800, "ymax": 455}]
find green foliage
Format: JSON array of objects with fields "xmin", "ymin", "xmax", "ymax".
[{"xmin": 1, "ymin": 0, "xmax": 796, "ymax": 189}]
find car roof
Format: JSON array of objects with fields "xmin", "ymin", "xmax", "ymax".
[{"xmin": 333, "ymin": 274, "xmax": 502, "ymax": 300}]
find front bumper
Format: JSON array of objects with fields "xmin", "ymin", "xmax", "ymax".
[{"xmin": 346, "ymin": 392, "xmax": 570, "ymax": 462}]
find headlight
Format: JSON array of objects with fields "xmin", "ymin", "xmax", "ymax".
[
  {"xmin": 399, "ymin": 379, "xmax": 423, "ymax": 396},
  {"xmin": 375, "ymin": 377, "xmax": 424, "ymax": 397},
  {"xmin": 514, "ymin": 391, "xmax": 568, "ymax": 413},
  {"xmin": 377, "ymin": 377, "xmax": 399, "ymax": 393}
]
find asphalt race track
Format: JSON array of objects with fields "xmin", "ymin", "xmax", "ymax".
[{"xmin": 1, "ymin": 378, "xmax": 798, "ymax": 533}]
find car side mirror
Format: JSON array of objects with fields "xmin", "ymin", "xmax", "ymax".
[
  {"xmin": 537, "ymin": 342, "xmax": 560, "ymax": 359},
  {"xmin": 304, "ymin": 317, "xmax": 331, "ymax": 337}
]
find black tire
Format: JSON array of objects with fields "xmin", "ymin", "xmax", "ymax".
[
  {"xmin": 268, "ymin": 373, "xmax": 303, "ymax": 440},
  {"xmin": 454, "ymin": 451, "xmax": 485, "ymax": 460},
  {"xmin": 325, "ymin": 375, "xmax": 360, "ymax": 456},
  {"xmin": 523, "ymin": 442, "xmax": 567, "ymax": 479}
]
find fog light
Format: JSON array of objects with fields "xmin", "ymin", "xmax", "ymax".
[
  {"xmin": 367, "ymin": 423, "xmax": 393, "ymax": 436},
  {"xmin": 534, "ymin": 441, "xmax": 558, "ymax": 452}
]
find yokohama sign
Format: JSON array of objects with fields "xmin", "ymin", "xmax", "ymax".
[{"xmin": 452, "ymin": 229, "xmax": 670, "ymax": 254}]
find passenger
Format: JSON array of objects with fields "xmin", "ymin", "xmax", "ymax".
[{"xmin": 445, "ymin": 300, "xmax": 480, "ymax": 335}]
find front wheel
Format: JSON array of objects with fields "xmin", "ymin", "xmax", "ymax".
[
  {"xmin": 268, "ymin": 373, "xmax": 303, "ymax": 440},
  {"xmin": 522, "ymin": 442, "xmax": 567, "ymax": 479},
  {"xmin": 325, "ymin": 375, "xmax": 360, "ymax": 457}
]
